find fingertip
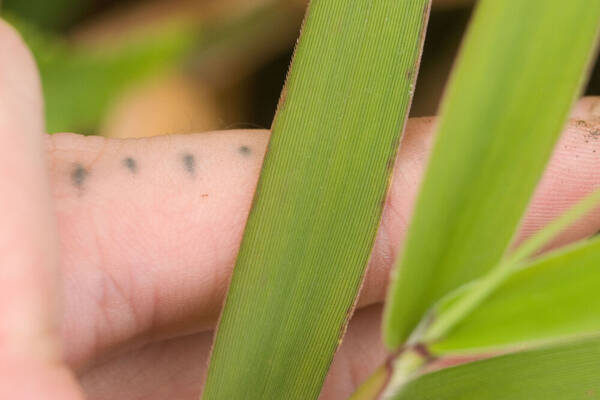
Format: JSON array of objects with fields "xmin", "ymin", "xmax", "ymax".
[
  {"xmin": 0, "ymin": 18, "xmax": 44, "ymax": 132},
  {"xmin": 0, "ymin": 19, "xmax": 59, "ymax": 370}
]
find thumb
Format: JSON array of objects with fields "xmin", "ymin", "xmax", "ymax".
[{"xmin": 0, "ymin": 19, "xmax": 82, "ymax": 398}]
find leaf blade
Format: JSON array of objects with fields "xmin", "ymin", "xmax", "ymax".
[
  {"xmin": 393, "ymin": 336, "xmax": 600, "ymax": 400},
  {"xmin": 384, "ymin": 0, "xmax": 600, "ymax": 347},
  {"xmin": 419, "ymin": 187, "xmax": 600, "ymax": 348},
  {"xmin": 203, "ymin": 1, "xmax": 431, "ymax": 399},
  {"xmin": 431, "ymin": 237, "xmax": 600, "ymax": 354}
]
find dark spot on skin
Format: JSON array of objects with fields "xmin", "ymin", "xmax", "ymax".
[
  {"xmin": 71, "ymin": 163, "xmax": 88, "ymax": 190},
  {"xmin": 182, "ymin": 153, "xmax": 196, "ymax": 176},
  {"xmin": 123, "ymin": 157, "xmax": 137, "ymax": 173},
  {"xmin": 406, "ymin": 69, "xmax": 413, "ymax": 81},
  {"xmin": 239, "ymin": 145, "xmax": 252, "ymax": 155}
]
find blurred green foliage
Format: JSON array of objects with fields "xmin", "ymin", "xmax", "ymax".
[
  {"xmin": 3, "ymin": 0, "xmax": 94, "ymax": 31},
  {"xmin": 4, "ymin": 14, "xmax": 198, "ymax": 133},
  {"xmin": 0, "ymin": 1, "xmax": 299, "ymax": 134}
]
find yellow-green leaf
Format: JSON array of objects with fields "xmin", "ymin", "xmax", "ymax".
[
  {"xmin": 384, "ymin": 0, "xmax": 600, "ymax": 348},
  {"xmin": 431, "ymin": 237, "xmax": 600, "ymax": 354},
  {"xmin": 203, "ymin": 1, "xmax": 431, "ymax": 399},
  {"xmin": 392, "ymin": 336, "xmax": 600, "ymax": 400}
]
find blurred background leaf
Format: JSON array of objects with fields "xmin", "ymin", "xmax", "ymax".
[
  {"xmin": 0, "ymin": 0, "xmax": 473, "ymax": 137},
  {"xmin": 5, "ymin": 14, "xmax": 198, "ymax": 133},
  {"xmin": 3, "ymin": 0, "xmax": 600, "ymax": 138},
  {"xmin": 2, "ymin": 1, "xmax": 305, "ymax": 134}
]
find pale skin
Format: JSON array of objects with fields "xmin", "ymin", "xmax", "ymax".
[{"xmin": 2, "ymin": 20, "xmax": 600, "ymax": 399}]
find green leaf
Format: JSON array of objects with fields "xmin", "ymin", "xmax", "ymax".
[
  {"xmin": 421, "ymin": 188, "xmax": 600, "ymax": 346},
  {"xmin": 202, "ymin": 1, "xmax": 431, "ymax": 399},
  {"xmin": 384, "ymin": 0, "xmax": 600, "ymax": 348},
  {"xmin": 352, "ymin": 150, "xmax": 600, "ymax": 400},
  {"xmin": 430, "ymin": 237, "xmax": 600, "ymax": 354},
  {"xmin": 392, "ymin": 336, "xmax": 600, "ymax": 400}
]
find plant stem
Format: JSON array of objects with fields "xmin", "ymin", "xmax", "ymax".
[{"xmin": 351, "ymin": 345, "xmax": 433, "ymax": 400}]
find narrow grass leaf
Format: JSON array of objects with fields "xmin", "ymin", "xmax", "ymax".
[
  {"xmin": 384, "ymin": 0, "xmax": 600, "ymax": 347},
  {"xmin": 421, "ymin": 187, "xmax": 600, "ymax": 345},
  {"xmin": 392, "ymin": 336, "xmax": 600, "ymax": 400},
  {"xmin": 203, "ymin": 1, "xmax": 431, "ymax": 399},
  {"xmin": 430, "ymin": 237, "xmax": 600, "ymax": 354}
]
